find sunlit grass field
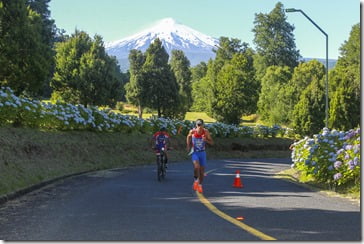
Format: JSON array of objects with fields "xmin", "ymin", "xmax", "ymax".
[
  {"xmin": 111, "ymin": 102, "xmax": 265, "ymax": 126},
  {"xmin": 184, "ymin": 112, "xmax": 216, "ymax": 123}
]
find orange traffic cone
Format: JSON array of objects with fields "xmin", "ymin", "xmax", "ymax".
[{"xmin": 233, "ymin": 170, "xmax": 243, "ymax": 188}]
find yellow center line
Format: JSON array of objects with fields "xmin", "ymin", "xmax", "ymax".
[
  {"xmin": 196, "ymin": 192, "xmax": 276, "ymax": 240},
  {"xmin": 198, "ymin": 167, "xmax": 277, "ymax": 240}
]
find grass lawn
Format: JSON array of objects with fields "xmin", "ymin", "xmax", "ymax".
[{"xmin": 184, "ymin": 112, "xmax": 216, "ymax": 123}]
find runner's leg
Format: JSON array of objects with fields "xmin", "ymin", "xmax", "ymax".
[
  {"xmin": 193, "ymin": 160, "xmax": 200, "ymax": 181},
  {"xmin": 192, "ymin": 160, "xmax": 200, "ymax": 191},
  {"xmin": 192, "ymin": 152, "xmax": 201, "ymax": 182},
  {"xmin": 198, "ymin": 151, "xmax": 207, "ymax": 184},
  {"xmin": 199, "ymin": 166, "xmax": 205, "ymax": 184}
]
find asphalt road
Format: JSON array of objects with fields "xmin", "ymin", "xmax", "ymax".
[{"xmin": 0, "ymin": 158, "xmax": 361, "ymax": 241}]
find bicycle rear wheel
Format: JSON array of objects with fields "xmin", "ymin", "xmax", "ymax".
[
  {"xmin": 157, "ymin": 156, "xmax": 162, "ymax": 181},
  {"xmin": 161, "ymin": 157, "xmax": 166, "ymax": 179}
]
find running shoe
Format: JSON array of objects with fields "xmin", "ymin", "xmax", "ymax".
[
  {"xmin": 197, "ymin": 184, "xmax": 203, "ymax": 193},
  {"xmin": 193, "ymin": 181, "xmax": 199, "ymax": 191}
]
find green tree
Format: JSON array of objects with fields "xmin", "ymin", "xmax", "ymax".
[
  {"xmin": 170, "ymin": 49, "xmax": 192, "ymax": 117},
  {"xmin": 143, "ymin": 38, "xmax": 179, "ymax": 118},
  {"xmin": 194, "ymin": 37, "xmax": 249, "ymax": 117},
  {"xmin": 215, "ymin": 37, "xmax": 247, "ymax": 64},
  {"xmin": 291, "ymin": 76, "xmax": 326, "ymax": 136},
  {"xmin": 197, "ymin": 59, "xmax": 217, "ymax": 116},
  {"xmin": 211, "ymin": 37, "xmax": 248, "ymax": 82},
  {"xmin": 257, "ymin": 65, "xmax": 292, "ymax": 124},
  {"xmin": 285, "ymin": 60, "xmax": 325, "ymax": 125},
  {"xmin": 191, "ymin": 62, "xmax": 207, "ymax": 83},
  {"xmin": 329, "ymin": 80, "xmax": 359, "ymax": 131},
  {"xmin": 190, "ymin": 62, "xmax": 207, "ymax": 111},
  {"xmin": 252, "ymin": 2, "xmax": 300, "ymax": 79},
  {"xmin": 211, "ymin": 49, "xmax": 258, "ymax": 124},
  {"xmin": 26, "ymin": 0, "xmax": 58, "ymax": 98},
  {"xmin": 51, "ymin": 31, "xmax": 124, "ymax": 107},
  {"xmin": 337, "ymin": 23, "xmax": 360, "ymax": 68},
  {"xmin": 0, "ymin": 0, "xmax": 53, "ymax": 96},
  {"xmin": 125, "ymin": 49, "xmax": 146, "ymax": 118},
  {"xmin": 79, "ymin": 35, "xmax": 124, "ymax": 107},
  {"xmin": 191, "ymin": 61, "xmax": 211, "ymax": 112},
  {"xmin": 328, "ymin": 23, "xmax": 360, "ymax": 130},
  {"xmin": 51, "ymin": 31, "xmax": 92, "ymax": 103}
]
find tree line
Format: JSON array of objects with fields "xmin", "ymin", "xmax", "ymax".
[
  {"xmin": 125, "ymin": 40, "xmax": 190, "ymax": 120},
  {"xmin": 0, "ymin": 1, "xmax": 360, "ymax": 136}
]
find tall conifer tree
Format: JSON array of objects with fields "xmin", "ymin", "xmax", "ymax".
[
  {"xmin": 328, "ymin": 23, "xmax": 360, "ymax": 130},
  {"xmin": 125, "ymin": 49, "xmax": 146, "ymax": 118},
  {"xmin": 170, "ymin": 49, "xmax": 192, "ymax": 118},
  {"xmin": 143, "ymin": 38, "xmax": 179, "ymax": 118},
  {"xmin": 252, "ymin": 2, "xmax": 300, "ymax": 79}
]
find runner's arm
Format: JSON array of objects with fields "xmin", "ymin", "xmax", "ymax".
[
  {"xmin": 186, "ymin": 130, "xmax": 193, "ymax": 151},
  {"xmin": 204, "ymin": 129, "xmax": 214, "ymax": 145}
]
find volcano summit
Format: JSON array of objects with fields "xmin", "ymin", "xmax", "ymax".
[{"xmin": 105, "ymin": 18, "xmax": 219, "ymax": 71}]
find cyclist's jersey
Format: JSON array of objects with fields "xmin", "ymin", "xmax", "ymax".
[
  {"xmin": 153, "ymin": 131, "xmax": 170, "ymax": 150},
  {"xmin": 191, "ymin": 128, "xmax": 206, "ymax": 152}
]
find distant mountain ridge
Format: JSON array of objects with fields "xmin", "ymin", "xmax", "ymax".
[
  {"xmin": 302, "ymin": 58, "xmax": 337, "ymax": 70},
  {"xmin": 105, "ymin": 18, "xmax": 337, "ymax": 72},
  {"xmin": 105, "ymin": 18, "xmax": 219, "ymax": 72}
]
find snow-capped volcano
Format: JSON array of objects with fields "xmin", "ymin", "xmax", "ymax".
[{"xmin": 105, "ymin": 18, "xmax": 219, "ymax": 71}]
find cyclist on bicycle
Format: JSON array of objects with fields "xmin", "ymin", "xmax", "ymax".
[{"xmin": 151, "ymin": 127, "xmax": 171, "ymax": 168}]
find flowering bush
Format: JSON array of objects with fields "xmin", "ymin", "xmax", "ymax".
[
  {"xmin": 0, "ymin": 87, "xmax": 43, "ymax": 127},
  {"xmin": 0, "ymin": 86, "xmax": 292, "ymax": 138},
  {"xmin": 255, "ymin": 125, "xmax": 272, "ymax": 137},
  {"xmin": 291, "ymin": 127, "xmax": 360, "ymax": 189},
  {"xmin": 334, "ymin": 128, "xmax": 361, "ymax": 186},
  {"xmin": 205, "ymin": 122, "xmax": 254, "ymax": 138}
]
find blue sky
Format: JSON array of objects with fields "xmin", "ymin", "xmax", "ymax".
[{"xmin": 49, "ymin": 0, "xmax": 360, "ymax": 60}]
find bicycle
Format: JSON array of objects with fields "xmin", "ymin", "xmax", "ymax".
[{"xmin": 156, "ymin": 147, "xmax": 167, "ymax": 181}]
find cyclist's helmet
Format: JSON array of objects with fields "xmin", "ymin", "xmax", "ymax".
[{"xmin": 160, "ymin": 127, "xmax": 166, "ymax": 131}]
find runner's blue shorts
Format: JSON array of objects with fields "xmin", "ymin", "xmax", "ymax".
[{"xmin": 192, "ymin": 150, "xmax": 207, "ymax": 167}]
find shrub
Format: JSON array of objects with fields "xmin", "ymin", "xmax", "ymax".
[
  {"xmin": 291, "ymin": 127, "xmax": 360, "ymax": 190},
  {"xmin": 0, "ymin": 86, "xmax": 293, "ymax": 139}
]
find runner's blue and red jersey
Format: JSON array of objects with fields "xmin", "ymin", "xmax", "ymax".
[{"xmin": 192, "ymin": 128, "xmax": 206, "ymax": 152}]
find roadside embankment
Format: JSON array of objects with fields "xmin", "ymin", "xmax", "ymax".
[{"xmin": 0, "ymin": 127, "xmax": 292, "ymax": 200}]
